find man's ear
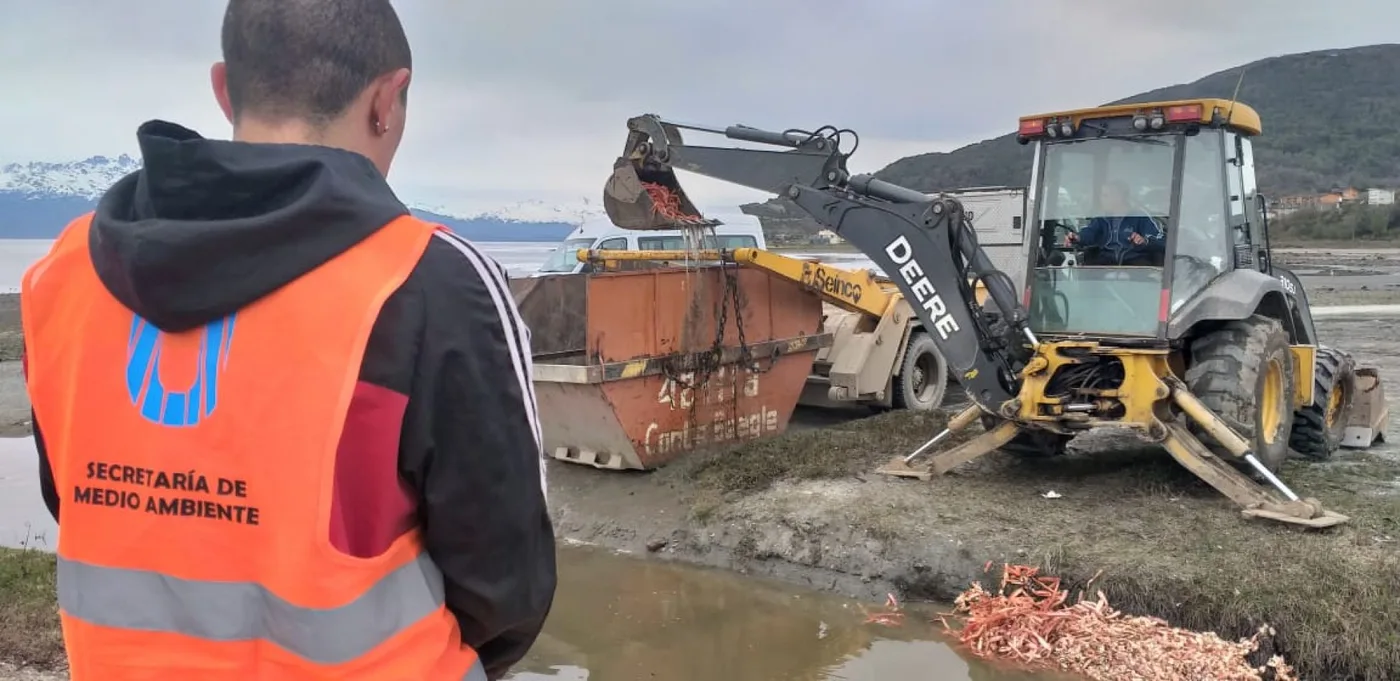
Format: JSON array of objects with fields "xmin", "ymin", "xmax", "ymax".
[
  {"xmin": 211, "ymin": 62, "xmax": 235, "ymax": 124},
  {"xmin": 369, "ymin": 68, "xmax": 412, "ymax": 136}
]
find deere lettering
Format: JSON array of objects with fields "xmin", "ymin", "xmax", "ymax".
[
  {"xmin": 884, "ymin": 235, "xmax": 961, "ymax": 340},
  {"xmin": 802, "ymin": 264, "xmax": 863, "ymax": 303}
]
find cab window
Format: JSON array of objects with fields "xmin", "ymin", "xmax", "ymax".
[
  {"xmin": 1033, "ymin": 136, "xmax": 1175, "ymax": 269},
  {"xmin": 1024, "ymin": 136, "xmax": 1177, "ymax": 337},
  {"xmin": 636, "ymin": 235, "xmax": 758, "ymax": 249},
  {"xmin": 1170, "ymin": 130, "xmax": 1230, "ymax": 313}
]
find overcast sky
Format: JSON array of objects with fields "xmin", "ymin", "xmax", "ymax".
[{"xmin": 1, "ymin": 0, "xmax": 1396, "ymax": 217}]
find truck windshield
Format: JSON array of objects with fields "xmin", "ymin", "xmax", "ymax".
[
  {"xmin": 1026, "ymin": 135, "xmax": 1178, "ymax": 336},
  {"xmin": 636, "ymin": 234, "xmax": 759, "ymax": 250},
  {"xmin": 539, "ymin": 238, "xmax": 595, "ymax": 273}
]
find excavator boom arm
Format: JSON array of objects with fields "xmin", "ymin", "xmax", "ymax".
[{"xmin": 604, "ymin": 114, "xmax": 1033, "ymax": 412}]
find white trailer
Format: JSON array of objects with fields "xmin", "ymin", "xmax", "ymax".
[{"xmin": 934, "ymin": 186, "xmax": 1029, "ymax": 288}]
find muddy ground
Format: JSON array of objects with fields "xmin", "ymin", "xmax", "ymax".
[
  {"xmin": 3, "ymin": 250, "xmax": 1400, "ymax": 680},
  {"xmin": 559, "ymin": 247, "xmax": 1400, "ymax": 681}
]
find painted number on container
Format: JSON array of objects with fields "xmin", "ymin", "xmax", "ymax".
[
  {"xmin": 657, "ymin": 367, "xmax": 760, "ymax": 410},
  {"xmin": 643, "ymin": 406, "xmax": 782, "ymax": 457}
]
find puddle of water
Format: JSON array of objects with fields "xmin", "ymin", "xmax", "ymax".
[
  {"xmin": 506, "ymin": 544, "xmax": 1066, "ymax": 681},
  {"xmin": 0, "ymin": 436, "xmax": 1064, "ymax": 680}
]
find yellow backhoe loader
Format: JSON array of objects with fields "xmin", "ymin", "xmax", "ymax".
[{"xmin": 598, "ymin": 99, "xmax": 1390, "ymax": 529}]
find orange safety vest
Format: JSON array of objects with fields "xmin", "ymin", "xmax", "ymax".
[{"xmin": 22, "ymin": 214, "xmax": 486, "ymax": 681}]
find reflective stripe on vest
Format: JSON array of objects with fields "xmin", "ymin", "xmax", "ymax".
[
  {"xmin": 58, "ymin": 552, "xmax": 439, "ymax": 664},
  {"xmin": 58, "ymin": 552, "xmax": 487, "ymax": 679},
  {"xmin": 22, "ymin": 214, "xmax": 484, "ymax": 681}
]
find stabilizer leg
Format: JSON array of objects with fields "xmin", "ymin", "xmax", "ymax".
[
  {"xmin": 876, "ymin": 404, "xmax": 984, "ymax": 480},
  {"xmin": 928, "ymin": 420, "xmax": 1023, "ymax": 477},
  {"xmin": 1160, "ymin": 378, "xmax": 1350, "ymax": 529}
]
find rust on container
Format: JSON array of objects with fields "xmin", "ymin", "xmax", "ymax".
[{"xmin": 511, "ymin": 265, "xmax": 832, "ymax": 470}]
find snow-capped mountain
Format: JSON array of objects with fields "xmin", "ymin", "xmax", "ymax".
[
  {"xmin": 1, "ymin": 155, "xmax": 144, "ymax": 200},
  {"xmin": 1, "ymin": 155, "xmax": 587, "ymax": 241},
  {"xmin": 414, "ymin": 197, "xmax": 606, "ymax": 225}
]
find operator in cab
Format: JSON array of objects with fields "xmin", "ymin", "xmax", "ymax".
[{"xmin": 1064, "ymin": 180, "xmax": 1165, "ymax": 266}]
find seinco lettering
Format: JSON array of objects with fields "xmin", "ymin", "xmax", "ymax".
[
  {"xmin": 884, "ymin": 235, "xmax": 961, "ymax": 340},
  {"xmin": 803, "ymin": 266, "xmax": 863, "ymax": 304}
]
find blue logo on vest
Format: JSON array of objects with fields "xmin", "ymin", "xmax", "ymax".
[{"xmin": 125, "ymin": 313, "xmax": 236, "ymax": 427}]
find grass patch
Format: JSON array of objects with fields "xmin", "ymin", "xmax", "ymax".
[
  {"xmin": 0, "ymin": 333, "xmax": 21, "ymax": 364},
  {"xmin": 1025, "ymin": 452, "xmax": 1400, "ymax": 681},
  {"xmin": 677, "ymin": 409, "xmax": 964, "ymax": 494},
  {"xmin": 676, "ymin": 409, "xmax": 1400, "ymax": 679},
  {"xmin": 0, "ymin": 294, "xmax": 19, "ymax": 362},
  {"xmin": 1272, "ymin": 239, "xmax": 1400, "ymax": 249},
  {"xmin": 1306, "ymin": 287, "xmax": 1400, "ymax": 307},
  {"xmin": 0, "ymin": 547, "xmax": 63, "ymax": 671}
]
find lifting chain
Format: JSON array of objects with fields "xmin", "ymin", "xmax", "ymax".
[{"xmin": 657, "ymin": 255, "xmax": 780, "ymax": 431}]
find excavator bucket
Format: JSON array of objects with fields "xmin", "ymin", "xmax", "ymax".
[
  {"xmin": 1342, "ymin": 367, "xmax": 1389, "ymax": 448},
  {"xmin": 603, "ymin": 156, "xmax": 720, "ymax": 231}
]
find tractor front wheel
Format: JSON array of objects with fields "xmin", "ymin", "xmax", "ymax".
[
  {"xmin": 1184, "ymin": 315, "xmax": 1297, "ymax": 473},
  {"xmin": 1289, "ymin": 346, "xmax": 1356, "ymax": 460}
]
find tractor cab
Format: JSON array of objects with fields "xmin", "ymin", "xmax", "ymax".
[{"xmin": 1016, "ymin": 99, "xmax": 1269, "ymax": 339}]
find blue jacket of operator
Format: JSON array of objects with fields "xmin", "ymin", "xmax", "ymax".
[{"xmin": 1076, "ymin": 215, "xmax": 1165, "ymax": 265}]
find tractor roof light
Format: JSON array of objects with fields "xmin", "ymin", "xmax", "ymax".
[
  {"xmin": 1132, "ymin": 114, "xmax": 1148, "ymax": 131},
  {"xmin": 1149, "ymin": 113, "xmax": 1165, "ymax": 130},
  {"xmin": 1058, "ymin": 120, "xmax": 1074, "ymax": 137},
  {"xmin": 1165, "ymin": 104, "xmax": 1204, "ymax": 122}
]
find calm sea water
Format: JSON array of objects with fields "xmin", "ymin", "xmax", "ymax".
[{"xmin": 0, "ymin": 239, "xmax": 878, "ymax": 293}]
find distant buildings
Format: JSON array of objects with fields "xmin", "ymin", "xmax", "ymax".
[
  {"xmin": 1365, "ymin": 188, "xmax": 1395, "ymax": 206},
  {"xmin": 1266, "ymin": 186, "xmax": 1397, "ymax": 219}
]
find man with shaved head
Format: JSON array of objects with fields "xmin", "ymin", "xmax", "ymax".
[{"xmin": 21, "ymin": 1, "xmax": 556, "ymax": 679}]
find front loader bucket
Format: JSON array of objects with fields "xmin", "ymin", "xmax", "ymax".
[
  {"xmin": 603, "ymin": 157, "xmax": 720, "ymax": 231},
  {"xmin": 1342, "ymin": 367, "xmax": 1389, "ymax": 448}
]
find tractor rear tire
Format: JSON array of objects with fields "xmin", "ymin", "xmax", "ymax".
[
  {"xmin": 1289, "ymin": 346, "xmax": 1356, "ymax": 460},
  {"xmin": 1184, "ymin": 315, "xmax": 1296, "ymax": 473},
  {"xmin": 980, "ymin": 414, "xmax": 1071, "ymax": 458},
  {"xmin": 892, "ymin": 332, "xmax": 947, "ymax": 411}
]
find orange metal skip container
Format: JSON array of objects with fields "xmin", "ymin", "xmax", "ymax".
[{"xmin": 511, "ymin": 266, "xmax": 832, "ymax": 470}]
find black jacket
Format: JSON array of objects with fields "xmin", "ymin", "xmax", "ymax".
[{"xmin": 29, "ymin": 120, "xmax": 556, "ymax": 679}]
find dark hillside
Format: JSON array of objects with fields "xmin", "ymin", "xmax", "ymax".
[{"xmin": 873, "ymin": 43, "xmax": 1400, "ymax": 196}]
